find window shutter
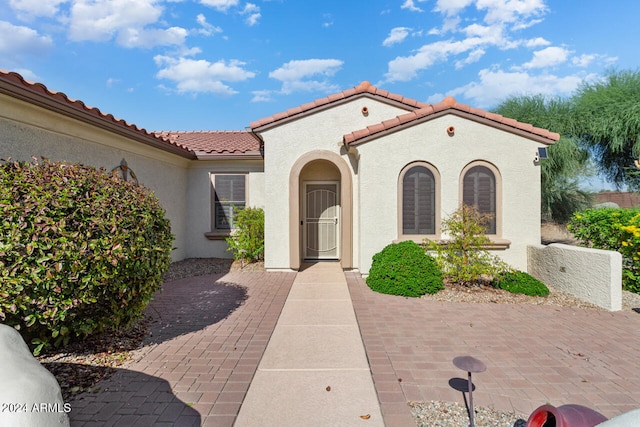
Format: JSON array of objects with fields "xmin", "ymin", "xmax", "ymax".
[
  {"xmin": 214, "ymin": 175, "xmax": 246, "ymax": 229},
  {"xmin": 463, "ymin": 166, "xmax": 496, "ymax": 234},
  {"xmin": 402, "ymin": 166, "xmax": 435, "ymax": 235}
]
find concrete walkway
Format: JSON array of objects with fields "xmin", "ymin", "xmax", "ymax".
[{"xmin": 235, "ymin": 262, "xmax": 384, "ymax": 426}]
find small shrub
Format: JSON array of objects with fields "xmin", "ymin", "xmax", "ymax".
[
  {"xmin": 0, "ymin": 159, "xmax": 173, "ymax": 354},
  {"xmin": 225, "ymin": 207, "xmax": 264, "ymax": 263},
  {"xmin": 492, "ymin": 271, "xmax": 550, "ymax": 296},
  {"xmin": 428, "ymin": 205, "xmax": 511, "ymax": 286},
  {"xmin": 366, "ymin": 240, "xmax": 443, "ymax": 297},
  {"xmin": 569, "ymin": 208, "xmax": 640, "ymax": 293}
]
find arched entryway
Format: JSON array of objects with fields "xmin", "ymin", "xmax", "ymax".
[{"xmin": 289, "ymin": 151, "xmax": 353, "ymax": 270}]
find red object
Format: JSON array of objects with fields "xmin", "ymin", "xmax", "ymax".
[{"xmin": 527, "ymin": 404, "xmax": 608, "ymax": 427}]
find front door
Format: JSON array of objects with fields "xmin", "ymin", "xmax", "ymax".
[{"xmin": 303, "ymin": 182, "xmax": 340, "ymax": 260}]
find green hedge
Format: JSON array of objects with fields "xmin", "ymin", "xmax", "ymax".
[
  {"xmin": 0, "ymin": 159, "xmax": 173, "ymax": 354},
  {"xmin": 568, "ymin": 208, "xmax": 640, "ymax": 293},
  {"xmin": 493, "ymin": 271, "xmax": 550, "ymax": 296},
  {"xmin": 366, "ymin": 241, "xmax": 443, "ymax": 297}
]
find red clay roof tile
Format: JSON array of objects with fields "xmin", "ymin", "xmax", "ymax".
[
  {"xmin": 343, "ymin": 95, "xmax": 560, "ymax": 146},
  {"xmin": 0, "ymin": 69, "xmax": 194, "ymax": 157},
  {"xmin": 156, "ymin": 131, "xmax": 262, "ymax": 155},
  {"xmin": 250, "ymin": 81, "xmax": 430, "ymax": 130}
]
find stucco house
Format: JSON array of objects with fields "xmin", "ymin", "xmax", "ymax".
[{"xmin": 1, "ymin": 70, "xmax": 559, "ymax": 274}]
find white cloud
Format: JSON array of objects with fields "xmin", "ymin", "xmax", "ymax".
[
  {"xmin": 0, "ymin": 21, "xmax": 53, "ymax": 60},
  {"xmin": 455, "ymin": 48, "xmax": 485, "ymax": 68},
  {"xmin": 443, "ymin": 68, "xmax": 585, "ymax": 108},
  {"xmin": 118, "ymin": 27, "xmax": 188, "ymax": 48},
  {"xmin": 521, "ymin": 46, "xmax": 570, "ymax": 69},
  {"xmin": 200, "ymin": 0, "xmax": 239, "ymax": 12},
  {"xmin": 251, "ymin": 89, "xmax": 273, "ymax": 102},
  {"xmin": 476, "ymin": 0, "xmax": 548, "ymax": 26},
  {"xmin": 269, "ymin": 59, "xmax": 343, "ymax": 94},
  {"xmin": 195, "ymin": 13, "xmax": 223, "ymax": 36},
  {"xmin": 154, "ymin": 55, "xmax": 255, "ymax": 95},
  {"xmin": 385, "ymin": 38, "xmax": 484, "ymax": 82},
  {"xmin": 241, "ymin": 3, "xmax": 261, "ymax": 26},
  {"xmin": 525, "ymin": 37, "xmax": 550, "ymax": 48},
  {"xmin": 8, "ymin": 0, "xmax": 68, "ymax": 18},
  {"xmin": 434, "ymin": 0, "xmax": 474, "ymax": 16},
  {"xmin": 67, "ymin": 0, "xmax": 189, "ymax": 48},
  {"xmin": 401, "ymin": 0, "xmax": 428, "ymax": 12},
  {"xmin": 383, "ymin": 27, "xmax": 411, "ymax": 47}
]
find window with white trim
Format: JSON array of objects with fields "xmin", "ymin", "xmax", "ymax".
[
  {"xmin": 212, "ymin": 174, "xmax": 246, "ymax": 231},
  {"xmin": 399, "ymin": 162, "xmax": 439, "ymax": 238}
]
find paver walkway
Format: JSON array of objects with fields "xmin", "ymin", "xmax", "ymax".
[
  {"xmin": 69, "ymin": 270, "xmax": 295, "ymax": 427},
  {"xmin": 235, "ymin": 262, "xmax": 384, "ymax": 426},
  {"xmin": 346, "ymin": 272, "xmax": 640, "ymax": 423}
]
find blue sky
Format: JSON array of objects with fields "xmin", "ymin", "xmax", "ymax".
[{"xmin": 1, "ymin": 0, "xmax": 638, "ymax": 141}]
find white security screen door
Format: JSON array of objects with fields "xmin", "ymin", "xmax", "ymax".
[{"xmin": 304, "ymin": 182, "xmax": 340, "ymax": 260}]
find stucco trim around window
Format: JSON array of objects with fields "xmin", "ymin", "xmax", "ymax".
[
  {"xmin": 397, "ymin": 161, "xmax": 441, "ymax": 241},
  {"xmin": 459, "ymin": 160, "xmax": 502, "ymax": 237}
]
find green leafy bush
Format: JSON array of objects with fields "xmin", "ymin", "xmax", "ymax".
[
  {"xmin": 492, "ymin": 271, "xmax": 550, "ymax": 296},
  {"xmin": 569, "ymin": 208, "xmax": 640, "ymax": 293},
  {"xmin": 225, "ymin": 207, "xmax": 264, "ymax": 263},
  {"xmin": 366, "ymin": 240, "xmax": 443, "ymax": 297},
  {"xmin": 0, "ymin": 159, "xmax": 173, "ymax": 354},
  {"xmin": 427, "ymin": 205, "xmax": 511, "ymax": 286}
]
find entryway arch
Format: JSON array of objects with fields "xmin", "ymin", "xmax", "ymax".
[{"xmin": 289, "ymin": 150, "xmax": 353, "ymax": 270}]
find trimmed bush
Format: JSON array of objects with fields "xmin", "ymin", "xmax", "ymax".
[
  {"xmin": 568, "ymin": 208, "xmax": 640, "ymax": 293},
  {"xmin": 0, "ymin": 159, "xmax": 173, "ymax": 354},
  {"xmin": 225, "ymin": 207, "xmax": 264, "ymax": 262},
  {"xmin": 366, "ymin": 240, "xmax": 443, "ymax": 297},
  {"xmin": 493, "ymin": 271, "xmax": 550, "ymax": 296}
]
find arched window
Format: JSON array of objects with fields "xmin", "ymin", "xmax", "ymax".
[
  {"xmin": 462, "ymin": 164, "xmax": 497, "ymax": 234},
  {"xmin": 400, "ymin": 163, "xmax": 438, "ymax": 236}
]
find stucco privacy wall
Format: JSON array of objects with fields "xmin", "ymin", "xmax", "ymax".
[
  {"xmin": 357, "ymin": 114, "xmax": 545, "ymax": 274},
  {"xmin": 0, "ymin": 94, "xmax": 191, "ymax": 261},
  {"xmin": 186, "ymin": 160, "xmax": 265, "ymax": 258},
  {"xmin": 261, "ymin": 97, "xmax": 411, "ymax": 270},
  {"xmin": 528, "ymin": 243, "xmax": 622, "ymax": 311}
]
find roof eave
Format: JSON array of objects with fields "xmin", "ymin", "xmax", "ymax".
[
  {"xmin": 195, "ymin": 152, "xmax": 264, "ymax": 161},
  {"xmin": 0, "ymin": 76, "xmax": 196, "ymax": 160},
  {"xmin": 251, "ymin": 92, "xmax": 424, "ymax": 133},
  {"xmin": 346, "ymin": 109, "xmax": 559, "ymax": 147}
]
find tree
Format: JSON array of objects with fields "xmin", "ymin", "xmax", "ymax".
[
  {"xmin": 493, "ymin": 94, "xmax": 592, "ymax": 222},
  {"xmin": 571, "ymin": 69, "xmax": 640, "ymax": 189}
]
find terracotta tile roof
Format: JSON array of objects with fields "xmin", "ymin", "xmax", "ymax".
[
  {"xmin": 250, "ymin": 81, "xmax": 429, "ymax": 130},
  {"xmin": 343, "ymin": 95, "xmax": 560, "ymax": 146},
  {"xmin": 0, "ymin": 69, "xmax": 194, "ymax": 158},
  {"xmin": 156, "ymin": 131, "xmax": 262, "ymax": 156}
]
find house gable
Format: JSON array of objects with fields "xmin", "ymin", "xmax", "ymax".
[
  {"xmin": 343, "ymin": 96, "xmax": 560, "ymax": 147},
  {"xmin": 250, "ymin": 81, "xmax": 429, "ymax": 131}
]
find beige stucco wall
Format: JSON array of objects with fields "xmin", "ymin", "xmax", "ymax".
[
  {"xmin": 0, "ymin": 94, "xmax": 191, "ymax": 260},
  {"xmin": 528, "ymin": 244, "xmax": 622, "ymax": 311},
  {"xmin": 357, "ymin": 114, "xmax": 545, "ymax": 273},
  {"xmin": 185, "ymin": 160, "xmax": 264, "ymax": 259},
  {"xmin": 260, "ymin": 98, "xmax": 411, "ymax": 270}
]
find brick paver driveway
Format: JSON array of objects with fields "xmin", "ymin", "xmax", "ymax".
[{"xmin": 347, "ymin": 272, "xmax": 640, "ymax": 425}]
